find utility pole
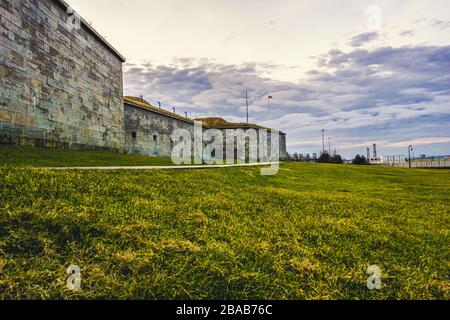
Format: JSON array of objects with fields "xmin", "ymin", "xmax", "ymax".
[
  {"xmin": 328, "ymin": 137, "xmax": 331, "ymax": 154},
  {"xmin": 408, "ymin": 145, "xmax": 413, "ymax": 168},
  {"xmin": 321, "ymin": 129, "xmax": 325, "ymax": 154},
  {"xmin": 245, "ymin": 91, "xmax": 250, "ymax": 123}
]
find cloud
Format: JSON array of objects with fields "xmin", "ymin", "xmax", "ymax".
[
  {"xmin": 430, "ymin": 20, "xmax": 450, "ymax": 30},
  {"xmin": 123, "ymin": 44, "xmax": 450, "ymax": 157},
  {"xmin": 347, "ymin": 32, "xmax": 379, "ymax": 47},
  {"xmin": 384, "ymin": 137, "xmax": 450, "ymax": 148},
  {"xmin": 399, "ymin": 30, "xmax": 414, "ymax": 37},
  {"xmin": 303, "ymin": 137, "xmax": 450, "ymax": 151},
  {"xmin": 264, "ymin": 20, "xmax": 277, "ymax": 31},
  {"xmin": 413, "ymin": 18, "xmax": 450, "ymax": 30}
]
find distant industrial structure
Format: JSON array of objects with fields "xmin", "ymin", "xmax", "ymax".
[
  {"xmin": 368, "ymin": 143, "xmax": 407, "ymax": 166},
  {"xmin": 371, "ymin": 155, "xmax": 406, "ymax": 166},
  {"xmin": 366, "ymin": 143, "xmax": 449, "ymax": 168}
]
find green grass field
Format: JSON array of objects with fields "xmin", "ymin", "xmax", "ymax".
[
  {"xmin": 0, "ymin": 145, "xmax": 175, "ymax": 167},
  {"xmin": 0, "ymin": 146, "xmax": 449, "ymax": 299}
]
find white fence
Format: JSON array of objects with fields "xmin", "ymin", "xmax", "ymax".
[{"xmin": 377, "ymin": 159, "xmax": 450, "ymax": 168}]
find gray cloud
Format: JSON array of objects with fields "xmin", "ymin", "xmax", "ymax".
[
  {"xmin": 413, "ymin": 18, "xmax": 450, "ymax": 30},
  {"xmin": 430, "ymin": 20, "xmax": 450, "ymax": 30},
  {"xmin": 347, "ymin": 32, "xmax": 379, "ymax": 47},
  {"xmin": 399, "ymin": 30, "xmax": 414, "ymax": 37},
  {"xmin": 124, "ymin": 44, "xmax": 450, "ymax": 157}
]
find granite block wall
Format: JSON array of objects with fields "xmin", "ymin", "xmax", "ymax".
[
  {"xmin": 0, "ymin": 0, "xmax": 125, "ymax": 150},
  {"xmin": 124, "ymin": 103, "xmax": 195, "ymax": 157},
  {"xmin": 124, "ymin": 102, "xmax": 287, "ymax": 160},
  {"xmin": 0, "ymin": 0, "xmax": 287, "ymax": 160}
]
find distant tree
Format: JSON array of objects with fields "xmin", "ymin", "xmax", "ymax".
[
  {"xmin": 331, "ymin": 154, "xmax": 344, "ymax": 164},
  {"xmin": 317, "ymin": 151, "xmax": 331, "ymax": 163},
  {"xmin": 317, "ymin": 151, "xmax": 344, "ymax": 164},
  {"xmin": 286, "ymin": 152, "xmax": 291, "ymax": 160},
  {"xmin": 353, "ymin": 154, "xmax": 362, "ymax": 164},
  {"xmin": 353, "ymin": 154, "xmax": 368, "ymax": 165},
  {"xmin": 298, "ymin": 153, "xmax": 305, "ymax": 162},
  {"xmin": 305, "ymin": 153, "xmax": 312, "ymax": 162},
  {"xmin": 362, "ymin": 155, "xmax": 368, "ymax": 164},
  {"xmin": 293, "ymin": 152, "xmax": 299, "ymax": 161}
]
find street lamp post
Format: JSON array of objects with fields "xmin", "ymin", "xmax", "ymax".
[{"xmin": 321, "ymin": 129, "xmax": 325, "ymax": 154}]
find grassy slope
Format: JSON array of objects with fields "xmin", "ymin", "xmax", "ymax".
[
  {"xmin": 0, "ymin": 146, "xmax": 175, "ymax": 167},
  {"xmin": 0, "ymin": 147, "xmax": 449, "ymax": 299}
]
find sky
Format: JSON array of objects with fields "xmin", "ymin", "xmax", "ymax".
[{"xmin": 66, "ymin": 0, "xmax": 450, "ymax": 159}]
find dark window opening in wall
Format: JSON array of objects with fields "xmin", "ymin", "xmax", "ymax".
[
  {"xmin": 35, "ymin": 139, "xmax": 44, "ymax": 148},
  {"xmin": 153, "ymin": 135, "xmax": 159, "ymax": 155},
  {"xmin": 132, "ymin": 131, "xmax": 137, "ymax": 139}
]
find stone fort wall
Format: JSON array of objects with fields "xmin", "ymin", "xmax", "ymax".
[
  {"xmin": 0, "ymin": 0, "xmax": 288, "ymax": 160},
  {"xmin": 124, "ymin": 98, "xmax": 287, "ymax": 160},
  {"xmin": 124, "ymin": 102, "xmax": 195, "ymax": 157},
  {"xmin": 0, "ymin": 0, "xmax": 125, "ymax": 150}
]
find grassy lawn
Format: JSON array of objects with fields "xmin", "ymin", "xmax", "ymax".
[
  {"xmin": 0, "ymin": 145, "xmax": 175, "ymax": 167},
  {"xmin": 0, "ymin": 146, "xmax": 449, "ymax": 299}
]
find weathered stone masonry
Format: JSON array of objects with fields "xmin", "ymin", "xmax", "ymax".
[
  {"xmin": 124, "ymin": 97, "xmax": 287, "ymax": 160},
  {"xmin": 0, "ymin": 0, "xmax": 125, "ymax": 150},
  {"xmin": 0, "ymin": 0, "xmax": 287, "ymax": 159},
  {"xmin": 124, "ymin": 97, "xmax": 195, "ymax": 157}
]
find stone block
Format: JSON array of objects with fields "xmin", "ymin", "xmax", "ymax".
[
  {"xmin": 0, "ymin": 109, "xmax": 14, "ymax": 122},
  {"xmin": 14, "ymin": 112, "xmax": 35, "ymax": 126}
]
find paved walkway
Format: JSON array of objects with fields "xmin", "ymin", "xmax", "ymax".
[{"xmin": 45, "ymin": 162, "xmax": 280, "ymax": 171}]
